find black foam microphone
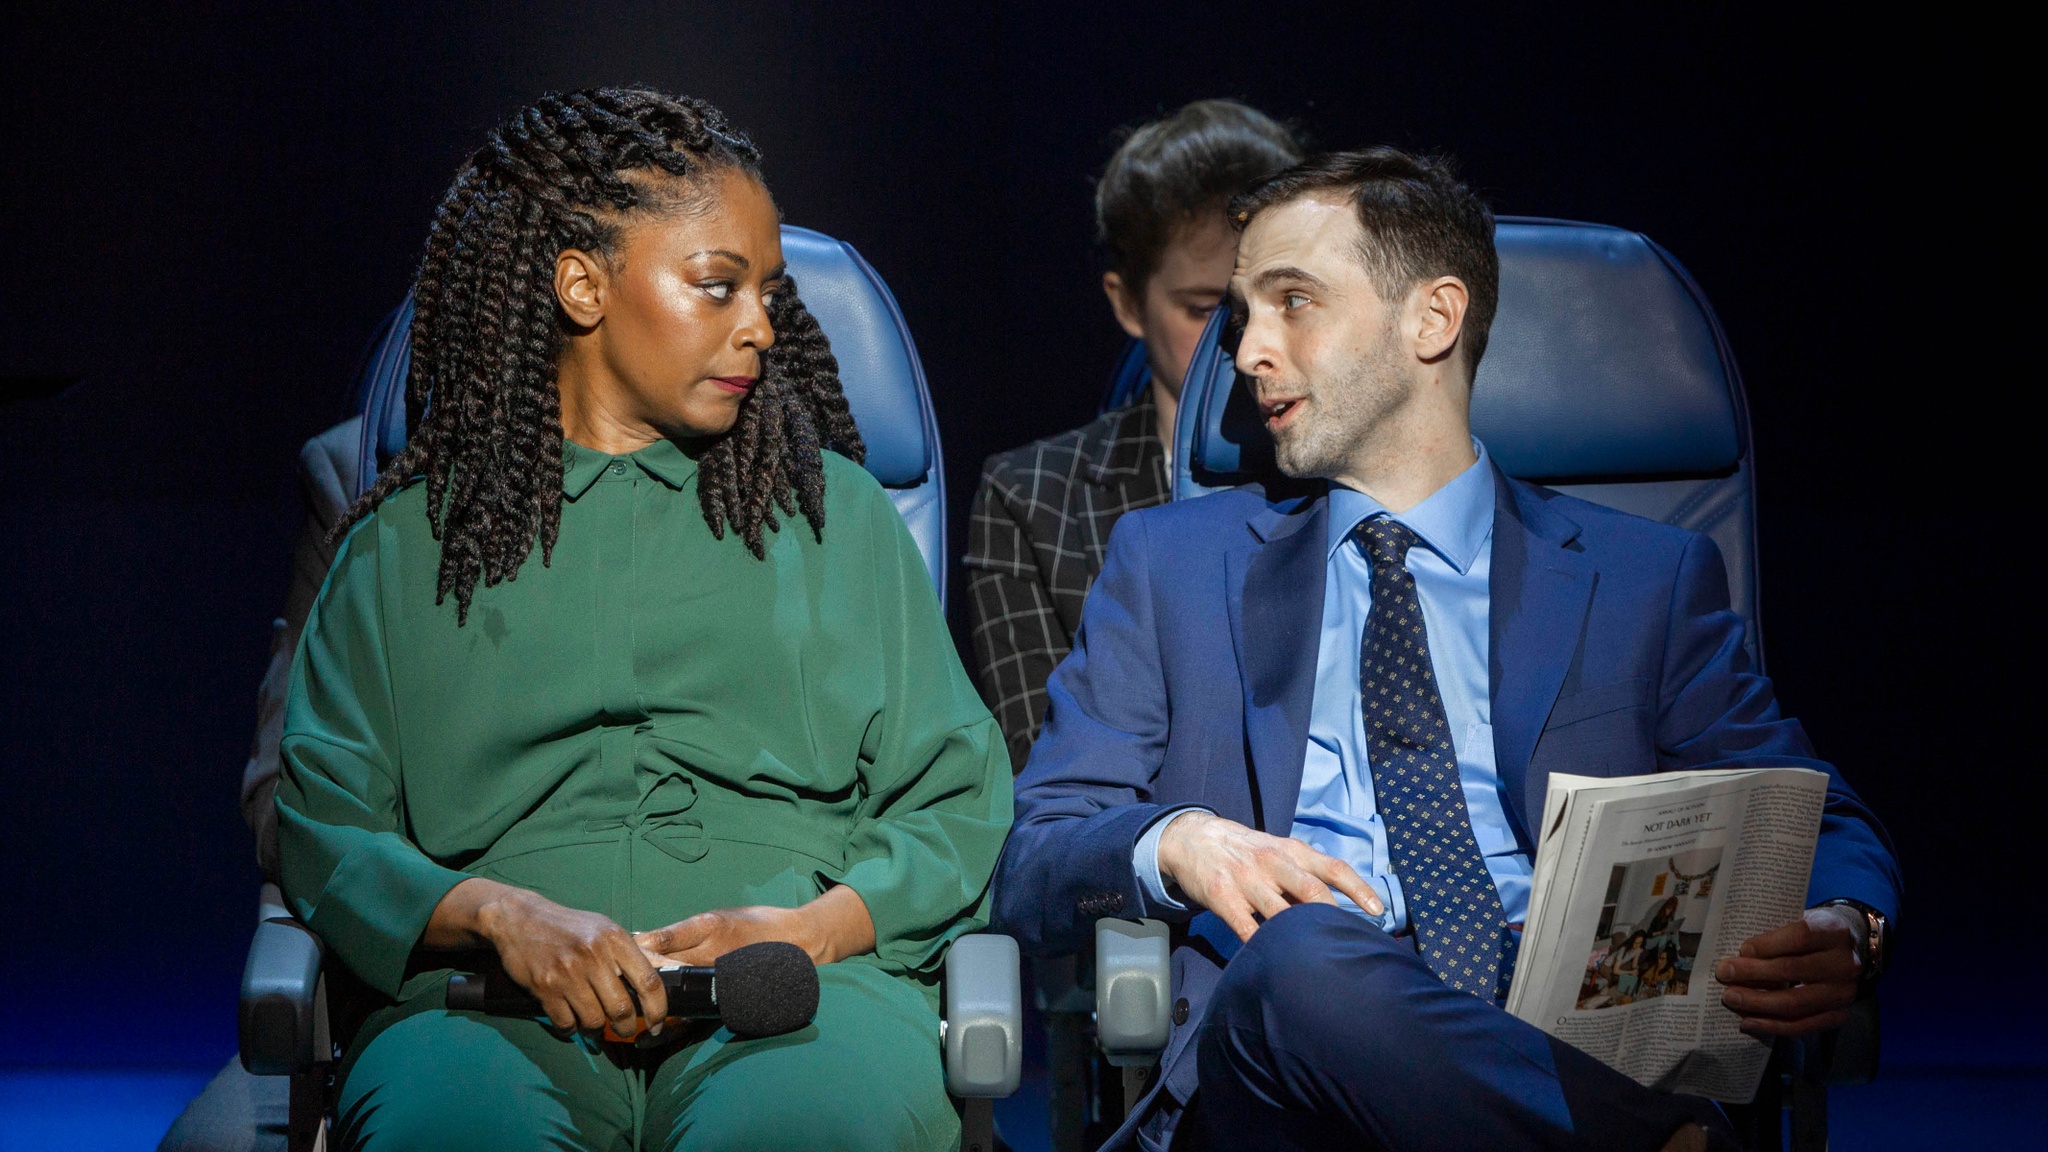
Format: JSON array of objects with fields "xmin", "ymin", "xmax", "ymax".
[{"xmin": 447, "ymin": 940, "xmax": 819, "ymax": 1040}]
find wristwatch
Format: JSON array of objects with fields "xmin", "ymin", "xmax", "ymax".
[{"xmin": 1820, "ymin": 899, "xmax": 1890, "ymax": 988}]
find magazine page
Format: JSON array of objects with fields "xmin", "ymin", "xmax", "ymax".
[
  {"xmin": 1509, "ymin": 769, "xmax": 1762, "ymax": 1025},
  {"xmin": 1506, "ymin": 767, "xmax": 1827, "ymax": 1102}
]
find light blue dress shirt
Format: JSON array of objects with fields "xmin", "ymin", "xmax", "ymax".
[{"xmin": 1136, "ymin": 443, "xmax": 1532, "ymax": 932}]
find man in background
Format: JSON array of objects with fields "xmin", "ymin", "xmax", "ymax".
[{"xmin": 965, "ymin": 99, "xmax": 1300, "ymax": 771}]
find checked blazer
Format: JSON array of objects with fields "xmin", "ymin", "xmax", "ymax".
[{"xmin": 965, "ymin": 395, "xmax": 1169, "ymax": 772}]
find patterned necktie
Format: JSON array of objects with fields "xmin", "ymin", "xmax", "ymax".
[{"xmin": 1357, "ymin": 517, "xmax": 1514, "ymax": 1001}]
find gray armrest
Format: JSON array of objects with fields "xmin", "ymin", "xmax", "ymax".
[
  {"xmin": 1095, "ymin": 918, "xmax": 1170, "ymax": 1066},
  {"xmin": 257, "ymin": 881, "xmax": 289, "ymax": 924},
  {"xmin": 943, "ymin": 933, "xmax": 1022, "ymax": 1098},
  {"xmin": 239, "ymin": 916, "xmax": 330, "ymax": 1076}
]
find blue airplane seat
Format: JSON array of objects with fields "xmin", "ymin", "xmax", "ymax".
[
  {"xmin": 348, "ymin": 224, "xmax": 950, "ymax": 607},
  {"xmin": 1172, "ymin": 216, "xmax": 1764, "ymax": 668},
  {"xmin": 344, "ymin": 297, "xmax": 414, "ymax": 467},
  {"xmin": 1100, "ymin": 336, "xmax": 1150, "ymax": 413}
]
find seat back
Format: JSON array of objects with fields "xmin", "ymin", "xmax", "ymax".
[
  {"xmin": 1100, "ymin": 337, "xmax": 1150, "ymax": 413},
  {"xmin": 347, "ymin": 225, "xmax": 949, "ymax": 606},
  {"xmin": 1171, "ymin": 217, "xmax": 1762, "ymax": 667}
]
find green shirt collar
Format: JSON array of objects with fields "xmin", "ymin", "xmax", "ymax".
[{"xmin": 562, "ymin": 436, "xmax": 702, "ymax": 499}]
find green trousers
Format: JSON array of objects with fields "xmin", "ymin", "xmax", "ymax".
[{"xmin": 333, "ymin": 962, "xmax": 958, "ymax": 1151}]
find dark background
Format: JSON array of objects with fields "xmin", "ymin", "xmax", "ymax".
[{"xmin": 0, "ymin": 2, "xmax": 2017, "ymax": 1073}]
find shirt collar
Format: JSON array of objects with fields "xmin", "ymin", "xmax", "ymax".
[
  {"xmin": 1324, "ymin": 439, "xmax": 1495, "ymax": 574},
  {"xmin": 561, "ymin": 436, "xmax": 701, "ymax": 499}
]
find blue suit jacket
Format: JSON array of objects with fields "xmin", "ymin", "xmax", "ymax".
[{"xmin": 992, "ymin": 468, "xmax": 1901, "ymax": 1130}]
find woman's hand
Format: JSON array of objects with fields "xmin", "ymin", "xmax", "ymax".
[
  {"xmin": 636, "ymin": 884, "xmax": 877, "ymax": 968},
  {"xmin": 427, "ymin": 877, "xmax": 670, "ymax": 1038}
]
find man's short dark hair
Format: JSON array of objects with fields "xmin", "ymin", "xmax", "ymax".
[
  {"xmin": 1097, "ymin": 99, "xmax": 1303, "ymax": 292},
  {"xmin": 1229, "ymin": 147, "xmax": 1500, "ymax": 375}
]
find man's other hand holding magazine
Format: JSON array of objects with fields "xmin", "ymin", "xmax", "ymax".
[{"xmin": 1717, "ymin": 905, "xmax": 1864, "ymax": 1037}]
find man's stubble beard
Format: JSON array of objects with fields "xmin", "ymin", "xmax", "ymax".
[{"xmin": 1272, "ymin": 322, "xmax": 1411, "ymax": 481}]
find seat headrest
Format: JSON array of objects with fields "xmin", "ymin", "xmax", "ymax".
[
  {"xmin": 1100, "ymin": 337, "xmax": 1150, "ymax": 414},
  {"xmin": 778, "ymin": 226, "xmax": 933, "ymax": 487},
  {"xmin": 1179, "ymin": 217, "xmax": 1746, "ymax": 490},
  {"xmin": 1472, "ymin": 219, "xmax": 1742, "ymax": 478},
  {"xmin": 356, "ymin": 298, "xmax": 413, "ymax": 483},
  {"xmin": 352, "ymin": 225, "xmax": 936, "ymax": 494}
]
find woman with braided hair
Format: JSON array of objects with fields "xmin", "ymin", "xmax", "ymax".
[{"xmin": 274, "ymin": 88, "xmax": 1009, "ymax": 1150}]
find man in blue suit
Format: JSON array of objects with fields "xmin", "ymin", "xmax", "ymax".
[{"xmin": 991, "ymin": 148, "xmax": 1900, "ymax": 1152}]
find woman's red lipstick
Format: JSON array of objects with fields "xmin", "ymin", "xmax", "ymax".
[{"xmin": 710, "ymin": 375, "xmax": 756, "ymax": 394}]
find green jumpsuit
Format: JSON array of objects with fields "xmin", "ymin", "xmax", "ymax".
[{"xmin": 275, "ymin": 439, "xmax": 1012, "ymax": 1152}]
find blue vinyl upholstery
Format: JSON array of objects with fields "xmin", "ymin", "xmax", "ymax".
[
  {"xmin": 347, "ymin": 224, "xmax": 949, "ymax": 606},
  {"xmin": 1171, "ymin": 217, "xmax": 1762, "ymax": 667},
  {"xmin": 350, "ymin": 298, "xmax": 413, "ymax": 484},
  {"xmin": 1100, "ymin": 336, "xmax": 1150, "ymax": 413}
]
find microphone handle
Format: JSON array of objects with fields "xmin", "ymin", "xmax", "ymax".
[{"xmin": 448, "ymin": 965, "xmax": 718, "ymax": 1026}]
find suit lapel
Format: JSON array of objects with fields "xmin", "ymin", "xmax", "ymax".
[
  {"xmin": 1223, "ymin": 474, "xmax": 1594, "ymax": 843},
  {"xmin": 1489, "ymin": 470, "xmax": 1594, "ymax": 843},
  {"xmin": 1229, "ymin": 493, "xmax": 1329, "ymax": 833}
]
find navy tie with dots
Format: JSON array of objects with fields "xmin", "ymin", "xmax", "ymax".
[{"xmin": 1357, "ymin": 517, "xmax": 1515, "ymax": 1002}]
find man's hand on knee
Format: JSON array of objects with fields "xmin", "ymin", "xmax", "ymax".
[
  {"xmin": 1157, "ymin": 813, "xmax": 1384, "ymax": 941},
  {"xmin": 1715, "ymin": 906, "xmax": 1861, "ymax": 1038}
]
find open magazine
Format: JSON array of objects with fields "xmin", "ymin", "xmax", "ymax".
[{"xmin": 1503, "ymin": 766, "xmax": 1828, "ymax": 1102}]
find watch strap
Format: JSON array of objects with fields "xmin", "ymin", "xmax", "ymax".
[{"xmin": 1821, "ymin": 898, "xmax": 1888, "ymax": 986}]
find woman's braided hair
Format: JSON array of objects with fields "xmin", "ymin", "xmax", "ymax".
[{"xmin": 336, "ymin": 87, "xmax": 865, "ymax": 623}]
